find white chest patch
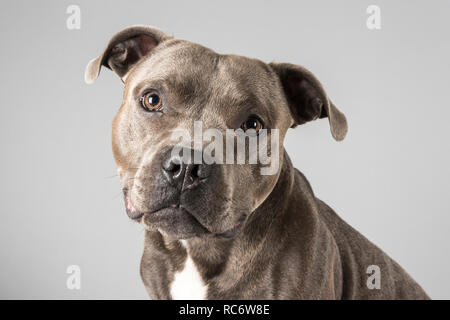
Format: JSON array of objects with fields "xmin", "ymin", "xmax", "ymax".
[{"xmin": 170, "ymin": 240, "xmax": 207, "ymax": 300}]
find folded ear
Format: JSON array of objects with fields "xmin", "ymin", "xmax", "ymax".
[
  {"xmin": 85, "ymin": 25, "xmax": 172, "ymax": 84},
  {"xmin": 270, "ymin": 62, "xmax": 348, "ymax": 141}
]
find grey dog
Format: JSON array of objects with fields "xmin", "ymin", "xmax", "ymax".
[{"xmin": 85, "ymin": 25, "xmax": 429, "ymax": 299}]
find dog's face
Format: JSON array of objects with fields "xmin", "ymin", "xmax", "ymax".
[{"xmin": 85, "ymin": 26, "xmax": 347, "ymax": 239}]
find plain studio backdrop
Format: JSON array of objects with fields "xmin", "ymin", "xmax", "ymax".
[{"xmin": 0, "ymin": 0, "xmax": 449, "ymax": 299}]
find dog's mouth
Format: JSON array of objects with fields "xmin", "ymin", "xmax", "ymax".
[{"xmin": 124, "ymin": 194, "xmax": 244, "ymax": 239}]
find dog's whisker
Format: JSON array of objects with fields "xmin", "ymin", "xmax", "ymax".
[
  {"xmin": 126, "ymin": 167, "xmax": 140, "ymax": 170},
  {"xmin": 111, "ymin": 192, "xmax": 124, "ymax": 200},
  {"xmin": 104, "ymin": 174, "xmax": 118, "ymax": 179}
]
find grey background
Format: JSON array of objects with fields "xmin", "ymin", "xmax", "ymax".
[{"xmin": 0, "ymin": 0, "xmax": 449, "ymax": 299}]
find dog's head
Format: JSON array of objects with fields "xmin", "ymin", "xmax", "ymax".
[{"xmin": 85, "ymin": 26, "xmax": 347, "ymax": 239}]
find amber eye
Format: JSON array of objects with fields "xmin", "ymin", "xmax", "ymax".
[
  {"xmin": 140, "ymin": 92, "xmax": 162, "ymax": 111},
  {"xmin": 241, "ymin": 116, "xmax": 263, "ymax": 134}
]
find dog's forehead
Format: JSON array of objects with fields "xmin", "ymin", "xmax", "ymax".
[
  {"xmin": 126, "ymin": 40, "xmax": 278, "ymax": 101},
  {"xmin": 134, "ymin": 40, "xmax": 217, "ymax": 79}
]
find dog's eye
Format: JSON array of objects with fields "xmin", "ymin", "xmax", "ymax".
[
  {"xmin": 140, "ymin": 92, "xmax": 162, "ymax": 111},
  {"xmin": 241, "ymin": 116, "xmax": 263, "ymax": 134}
]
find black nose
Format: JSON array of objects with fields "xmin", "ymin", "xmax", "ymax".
[{"xmin": 162, "ymin": 149, "xmax": 210, "ymax": 189}]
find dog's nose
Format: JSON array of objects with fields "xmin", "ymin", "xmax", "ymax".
[{"xmin": 162, "ymin": 150, "xmax": 210, "ymax": 189}]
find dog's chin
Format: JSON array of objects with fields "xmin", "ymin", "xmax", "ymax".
[
  {"xmin": 126, "ymin": 204, "xmax": 243, "ymax": 240},
  {"xmin": 141, "ymin": 207, "xmax": 210, "ymax": 239},
  {"xmin": 139, "ymin": 208, "xmax": 244, "ymax": 240},
  {"xmin": 124, "ymin": 194, "xmax": 245, "ymax": 239}
]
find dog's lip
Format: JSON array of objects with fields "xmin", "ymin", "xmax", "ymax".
[
  {"xmin": 215, "ymin": 217, "xmax": 245, "ymax": 238},
  {"xmin": 125, "ymin": 197, "xmax": 144, "ymax": 220},
  {"xmin": 124, "ymin": 195, "xmax": 204, "ymax": 227}
]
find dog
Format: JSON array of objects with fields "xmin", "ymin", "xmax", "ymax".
[{"xmin": 85, "ymin": 25, "xmax": 429, "ymax": 299}]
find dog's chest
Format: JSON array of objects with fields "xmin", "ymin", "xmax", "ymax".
[{"xmin": 170, "ymin": 240, "xmax": 207, "ymax": 300}]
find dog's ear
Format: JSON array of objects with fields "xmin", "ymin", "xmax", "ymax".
[
  {"xmin": 85, "ymin": 25, "xmax": 172, "ymax": 84},
  {"xmin": 270, "ymin": 62, "xmax": 348, "ymax": 141}
]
